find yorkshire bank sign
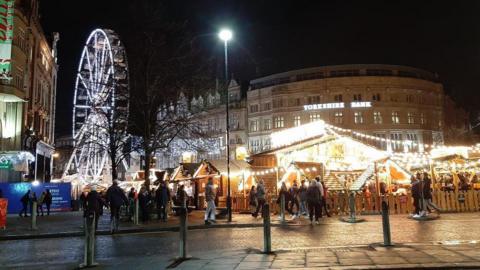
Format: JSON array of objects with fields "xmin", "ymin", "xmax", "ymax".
[{"xmin": 304, "ymin": 101, "xmax": 371, "ymax": 111}]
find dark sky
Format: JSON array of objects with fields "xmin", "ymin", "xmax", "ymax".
[{"xmin": 39, "ymin": 0, "xmax": 480, "ymax": 137}]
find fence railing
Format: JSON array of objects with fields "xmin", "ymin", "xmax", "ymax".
[{"xmin": 231, "ymin": 190, "xmax": 480, "ymax": 215}]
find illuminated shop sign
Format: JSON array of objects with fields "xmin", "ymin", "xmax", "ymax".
[
  {"xmin": 303, "ymin": 103, "xmax": 344, "ymax": 111},
  {"xmin": 303, "ymin": 101, "xmax": 372, "ymax": 111},
  {"xmin": 351, "ymin": 101, "xmax": 372, "ymax": 108}
]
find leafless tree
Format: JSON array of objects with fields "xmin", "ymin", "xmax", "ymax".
[{"xmin": 121, "ymin": 1, "xmax": 215, "ymax": 188}]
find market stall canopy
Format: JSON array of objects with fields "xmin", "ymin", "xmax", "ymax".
[
  {"xmin": 206, "ymin": 159, "xmax": 251, "ymax": 176},
  {"xmin": 280, "ymin": 161, "xmax": 323, "ymax": 186},
  {"xmin": 171, "ymin": 163, "xmax": 201, "ymax": 181}
]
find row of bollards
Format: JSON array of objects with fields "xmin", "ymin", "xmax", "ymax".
[{"xmin": 77, "ymin": 198, "xmax": 391, "ymax": 268}]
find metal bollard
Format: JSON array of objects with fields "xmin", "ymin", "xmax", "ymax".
[
  {"xmin": 280, "ymin": 194, "xmax": 286, "ymax": 223},
  {"xmin": 31, "ymin": 202, "xmax": 37, "ymax": 230},
  {"xmin": 134, "ymin": 199, "xmax": 139, "ymax": 225},
  {"xmin": 381, "ymin": 201, "xmax": 392, "ymax": 246},
  {"xmin": 263, "ymin": 204, "xmax": 272, "ymax": 253},
  {"xmin": 179, "ymin": 207, "xmax": 188, "ymax": 259},
  {"xmin": 80, "ymin": 215, "xmax": 98, "ymax": 268}
]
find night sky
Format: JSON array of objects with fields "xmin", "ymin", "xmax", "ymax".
[{"xmin": 39, "ymin": 0, "xmax": 480, "ymax": 137}]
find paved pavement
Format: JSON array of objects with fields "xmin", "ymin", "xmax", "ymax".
[
  {"xmin": 1, "ymin": 212, "xmax": 480, "ymax": 269},
  {"xmin": 0, "ymin": 210, "xmax": 266, "ymax": 239}
]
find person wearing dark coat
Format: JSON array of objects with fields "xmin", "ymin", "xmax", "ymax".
[
  {"xmin": 19, "ymin": 190, "xmax": 31, "ymax": 217},
  {"xmin": 411, "ymin": 175, "xmax": 422, "ymax": 216},
  {"xmin": 306, "ymin": 180, "xmax": 322, "ymax": 225},
  {"xmin": 138, "ymin": 186, "xmax": 150, "ymax": 223},
  {"xmin": 155, "ymin": 181, "xmax": 171, "ymax": 222},
  {"xmin": 44, "ymin": 189, "xmax": 53, "ymax": 215},
  {"xmin": 106, "ymin": 181, "xmax": 128, "ymax": 232},
  {"xmin": 423, "ymin": 172, "xmax": 441, "ymax": 214},
  {"xmin": 84, "ymin": 190, "xmax": 104, "ymax": 230}
]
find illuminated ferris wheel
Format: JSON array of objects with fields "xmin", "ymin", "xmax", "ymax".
[{"xmin": 64, "ymin": 29, "xmax": 129, "ymax": 183}]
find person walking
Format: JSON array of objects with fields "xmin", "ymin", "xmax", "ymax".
[
  {"xmin": 252, "ymin": 179, "xmax": 266, "ymax": 218},
  {"xmin": 156, "ymin": 180, "xmax": 171, "ymax": 222},
  {"xmin": 106, "ymin": 181, "xmax": 128, "ymax": 233},
  {"xmin": 248, "ymin": 185, "xmax": 257, "ymax": 214},
  {"xmin": 320, "ymin": 180, "xmax": 331, "ymax": 217},
  {"xmin": 79, "ymin": 191, "xmax": 87, "ymax": 211},
  {"xmin": 277, "ymin": 182, "xmax": 290, "ymax": 220},
  {"xmin": 204, "ymin": 177, "xmax": 216, "ymax": 225},
  {"xmin": 315, "ymin": 177, "xmax": 324, "ymax": 218},
  {"xmin": 411, "ymin": 175, "xmax": 422, "ymax": 217},
  {"xmin": 423, "ymin": 172, "xmax": 441, "ymax": 214},
  {"xmin": 307, "ymin": 179, "xmax": 321, "ymax": 225},
  {"xmin": 44, "ymin": 189, "xmax": 53, "ymax": 215},
  {"xmin": 19, "ymin": 190, "xmax": 30, "ymax": 217},
  {"xmin": 84, "ymin": 189, "xmax": 104, "ymax": 231},
  {"xmin": 299, "ymin": 180, "xmax": 308, "ymax": 216},
  {"xmin": 37, "ymin": 191, "xmax": 46, "ymax": 216},
  {"xmin": 127, "ymin": 187, "xmax": 136, "ymax": 220},
  {"xmin": 289, "ymin": 180, "xmax": 300, "ymax": 219},
  {"xmin": 138, "ymin": 186, "xmax": 150, "ymax": 223}
]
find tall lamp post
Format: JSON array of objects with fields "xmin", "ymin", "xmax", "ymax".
[{"xmin": 219, "ymin": 28, "xmax": 233, "ymax": 222}]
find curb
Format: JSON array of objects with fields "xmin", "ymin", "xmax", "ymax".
[{"xmin": 0, "ymin": 222, "xmax": 302, "ymax": 241}]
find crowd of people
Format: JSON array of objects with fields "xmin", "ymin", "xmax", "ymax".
[
  {"xmin": 18, "ymin": 189, "xmax": 53, "ymax": 217},
  {"xmin": 248, "ymin": 176, "xmax": 332, "ymax": 225}
]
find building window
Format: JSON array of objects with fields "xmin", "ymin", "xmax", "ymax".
[
  {"xmin": 273, "ymin": 98, "xmax": 284, "ymax": 108},
  {"xmin": 391, "ymin": 112, "xmax": 400, "ymax": 124},
  {"xmin": 407, "ymin": 112, "xmax": 415, "ymax": 124},
  {"xmin": 373, "ymin": 133, "xmax": 387, "ymax": 150},
  {"xmin": 406, "ymin": 95, "xmax": 414, "ymax": 103},
  {"xmin": 273, "ymin": 116, "xmax": 284, "ymax": 128},
  {"xmin": 250, "ymin": 139, "xmax": 261, "ymax": 153},
  {"xmin": 249, "ymin": 120, "xmax": 258, "ymax": 132},
  {"xmin": 334, "ymin": 94, "xmax": 343, "ymax": 102},
  {"xmin": 405, "ymin": 133, "xmax": 418, "ymax": 151},
  {"xmin": 420, "ymin": 113, "xmax": 426, "ymax": 125},
  {"xmin": 264, "ymin": 138, "xmax": 271, "ymax": 150},
  {"xmin": 264, "ymin": 119, "xmax": 272, "ymax": 130},
  {"xmin": 334, "ymin": 112, "xmax": 343, "ymax": 124},
  {"xmin": 293, "ymin": 115, "xmax": 301, "ymax": 127},
  {"xmin": 390, "ymin": 133, "xmax": 403, "ymax": 151},
  {"xmin": 372, "ymin": 93, "xmax": 381, "ymax": 101},
  {"xmin": 373, "ymin": 112, "xmax": 382, "ymax": 124},
  {"xmin": 353, "ymin": 94, "xmax": 362, "ymax": 101},
  {"xmin": 310, "ymin": 113, "xmax": 321, "ymax": 122},
  {"xmin": 354, "ymin": 112, "xmax": 364, "ymax": 124},
  {"xmin": 229, "ymin": 114, "xmax": 239, "ymax": 129},
  {"xmin": 307, "ymin": 96, "xmax": 321, "ymax": 104},
  {"xmin": 262, "ymin": 102, "xmax": 271, "ymax": 111},
  {"xmin": 249, "ymin": 104, "xmax": 259, "ymax": 113}
]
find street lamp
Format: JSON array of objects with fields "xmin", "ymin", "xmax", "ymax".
[{"xmin": 219, "ymin": 28, "xmax": 233, "ymax": 222}]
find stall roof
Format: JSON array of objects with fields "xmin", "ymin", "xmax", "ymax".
[{"xmin": 207, "ymin": 159, "xmax": 251, "ymax": 175}]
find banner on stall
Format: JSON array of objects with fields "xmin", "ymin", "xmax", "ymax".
[
  {"xmin": 0, "ymin": 183, "xmax": 71, "ymax": 213},
  {"xmin": 0, "ymin": 0, "xmax": 14, "ymax": 79},
  {"xmin": 0, "ymin": 198, "xmax": 7, "ymax": 228}
]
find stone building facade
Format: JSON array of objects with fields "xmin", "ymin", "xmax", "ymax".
[
  {"xmin": 156, "ymin": 64, "xmax": 469, "ymax": 169},
  {"xmin": 0, "ymin": 0, "xmax": 59, "ymax": 182},
  {"xmin": 247, "ymin": 64, "xmax": 447, "ymax": 154}
]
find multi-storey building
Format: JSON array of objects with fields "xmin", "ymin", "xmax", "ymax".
[
  {"xmin": 247, "ymin": 64, "xmax": 447, "ymax": 154},
  {"xmin": 156, "ymin": 64, "xmax": 469, "ymax": 169},
  {"xmin": 155, "ymin": 80, "xmax": 249, "ymax": 169},
  {"xmin": 0, "ymin": 0, "xmax": 59, "ymax": 182}
]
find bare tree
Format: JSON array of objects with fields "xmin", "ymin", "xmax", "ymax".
[{"xmin": 121, "ymin": 1, "xmax": 215, "ymax": 188}]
